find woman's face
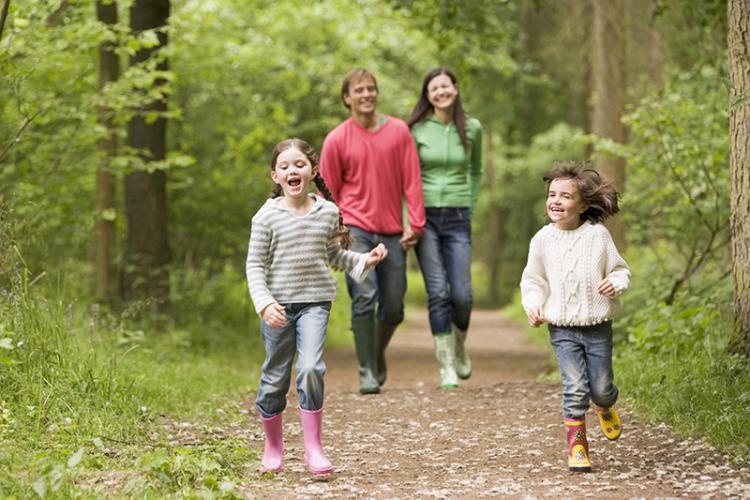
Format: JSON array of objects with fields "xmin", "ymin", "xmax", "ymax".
[{"xmin": 426, "ymin": 73, "xmax": 458, "ymax": 112}]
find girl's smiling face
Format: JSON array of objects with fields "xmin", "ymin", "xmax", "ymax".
[
  {"xmin": 546, "ymin": 177, "xmax": 587, "ymax": 230},
  {"xmin": 272, "ymin": 147, "xmax": 316, "ymax": 200}
]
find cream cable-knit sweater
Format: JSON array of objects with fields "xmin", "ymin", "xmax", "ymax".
[{"xmin": 520, "ymin": 221, "xmax": 631, "ymax": 327}]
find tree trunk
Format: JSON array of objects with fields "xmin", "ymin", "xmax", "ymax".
[
  {"xmin": 483, "ymin": 129, "xmax": 502, "ymax": 305},
  {"xmin": 95, "ymin": 0, "xmax": 120, "ymax": 303},
  {"xmin": 0, "ymin": 0, "xmax": 10, "ymax": 42},
  {"xmin": 124, "ymin": 0, "xmax": 171, "ymax": 306},
  {"xmin": 590, "ymin": 0, "xmax": 627, "ymax": 251},
  {"xmin": 728, "ymin": 0, "xmax": 750, "ymax": 357}
]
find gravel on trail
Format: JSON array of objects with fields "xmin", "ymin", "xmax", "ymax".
[{"xmin": 239, "ymin": 309, "xmax": 750, "ymax": 499}]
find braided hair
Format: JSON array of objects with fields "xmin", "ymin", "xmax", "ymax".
[{"xmin": 270, "ymin": 138, "xmax": 353, "ymax": 249}]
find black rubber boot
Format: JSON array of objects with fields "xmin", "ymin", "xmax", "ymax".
[
  {"xmin": 351, "ymin": 315, "xmax": 380, "ymax": 394},
  {"xmin": 375, "ymin": 321, "xmax": 397, "ymax": 386}
]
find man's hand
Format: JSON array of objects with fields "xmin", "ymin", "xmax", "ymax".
[
  {"xmin": 399, "ymin": 227, "xmax": 419, "ymax": 251},
  {"xmin": 261, "ymin": 303, "xmax": 287, "ymax": 328},
  {"xmin": 526, "ymin": 306, "xmax": 545, "ymax": 327},
  {"xmin": 365, "ymin": 243, "xmax": 388, "ymax": 268}
]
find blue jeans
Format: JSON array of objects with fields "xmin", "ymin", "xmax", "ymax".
[
  {"xmin": 549, "ymin": 321, "xmax": 618, "ymax": 419},
  {"xmin": 345, "ymin": 226, "xmax": 406, "ymax": 326},
  {"xmin": 415, "ymin": 208, "xmax": 473, "ymax": 335},
  {"xmin": 256, "ymin": 302, "xmax": 331, "ymax": 418}
]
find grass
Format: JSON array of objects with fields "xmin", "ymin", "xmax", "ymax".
[{"xmin": 0, "ymin": 268, "xmax": 263, "ymax": 497}]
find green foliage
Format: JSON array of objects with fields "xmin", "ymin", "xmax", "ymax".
[
  {"xmin": 473, "ymin": 122, "xmax": 585, "ymax": 305},
  {"xmin": 0, "ymin": 263, "xmax": 262, "ymax": 496},
  {"xmin": 597, "ymin": 66, "xmax": 730, "ymax": 307},
  {"xmin": 616, "ymin": 292, "xmax": 750, "ymax": 462}
]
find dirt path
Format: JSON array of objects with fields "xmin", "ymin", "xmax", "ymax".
[{"xmin": 240, "ymin": 309, "xmax": 750, "ymax": 498}]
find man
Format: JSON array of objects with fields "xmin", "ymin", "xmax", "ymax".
[{"xmin": 320, "ymin": 68, "xmax": 425, "ymax": 394}]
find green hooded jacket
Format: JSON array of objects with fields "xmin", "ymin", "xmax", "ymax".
[{"xmin": 411, "ymin": 115, "xmax": 483, "ymax": 209}]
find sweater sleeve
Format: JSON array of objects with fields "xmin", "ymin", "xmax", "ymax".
[
  {"xmin": 520, "ymin": 234, "xmax": 550, "ymax": 312},
  {"xmin": 400, "ymin": 127, "xmax": 426, "ymax": 237},
  {"xmin": 246, "ymin": 219, "xmax": 275, "ymax": 315},
  {"xmin": 469, "ymin": 120, "xmax": 484, "ymax": 211},
  {"xmin": 320, "ymin": 134, "xmax": 342, "ymax": 202},
  {"xmin": 600, "ymin": 228, "xmax": 631, "ymax": 295},
  {"xmin": 326, "ymin": 238, "xmax": 370, "ymax": 284}
]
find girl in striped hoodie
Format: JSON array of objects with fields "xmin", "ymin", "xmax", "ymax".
[{"xmin": 246, "ymin": 138, "xmax": 387, "ymax": 475}]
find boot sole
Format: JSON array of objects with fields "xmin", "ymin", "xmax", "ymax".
[
  {"xmin": 359, "ymin": 386, "xmax": 380, "ymax": 395},
  {"xmin": 569, "ymin": 466, "xmax": 592, "ymax": 473},
  {"xmin": 260, "ymin": 465, "xmax": 283, "ymax": 473},
  {"xmin": 308, "ymin": 465, "xmax": 334, "ymax": 475}
]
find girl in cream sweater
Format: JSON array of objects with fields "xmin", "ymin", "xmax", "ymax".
[{"xmin": 520, "ymin": 160, "xmax": 630, "ymax": 473}]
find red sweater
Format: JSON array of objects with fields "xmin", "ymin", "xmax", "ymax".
[{"xmin": 320, "ymin": 117, "xmax": 425, "ymax": 236}]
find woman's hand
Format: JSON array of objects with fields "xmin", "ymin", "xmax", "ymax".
[
  {"xmin": 365, "ymin": 243, "xmax": 388, "ymax": 269},
  {"xmin": 598, "ymin": 278, "xmax": 616, "ymax": 298},
  {"xmin": 527, "ymin": 306, "xmax": 545, "ymax": 327},
  {"xmin": 399, "ymin": 227, "xmax": 419, "ymax": 251},
  {"xmin": 261, "ymin": 303, "xmax": 287, "ymax": 328}
]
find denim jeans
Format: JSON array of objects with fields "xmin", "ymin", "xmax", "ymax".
[
  {"xmin": 549, "ymin": 321, "xmax": 618, "ymax": 419},
  {"xmin": 415, "ymin": 207, "xmax": 473, "ymax": 335},
  {"xmin": 345, "ymin": 226, "xmax": 406, "ymax": 326},
  {"xmin": 256, "ymin": 302, "xmax": 331, "ymax": 418}
]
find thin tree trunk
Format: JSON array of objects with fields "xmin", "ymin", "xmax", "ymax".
[
  {"xmin": 590, "ymin": 0, "xmax": 627, "ymax": 251},
  {"xmin": 95, "ymin": 0, "xmax": 120, "ymax": 303},
  {"xmin": 0, "ymin": 0, "xmax": 9, "ymax": 43},
  {"xmin": 124, "ymin": 0, "xmax": 171, "ymax": 306},
  {"xmin": 483, "ymin": 129, "xmax": 502, "ymax": 305},
  {"xmin": 728, "ymin": 0, "xmax": 750, "ymax": 356}
]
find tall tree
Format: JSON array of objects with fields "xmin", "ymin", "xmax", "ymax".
[
  {"xmin": 95, "ymin": 0, "xmax": 119, "ymax": 303},
  {"xmin": 124, "ymin": 0, "xmax": 171, "ymax": 305},
  {"xmin": 590, "ymin": 0, "xmax": 627, "ymax": 250},
  {"xmin": 728, "ymin": 0, "xmax": 750, "ymax": 356}
]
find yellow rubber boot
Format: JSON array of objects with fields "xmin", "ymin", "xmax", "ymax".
[{"xmin": 594, "ymin": 405, "xmax": 622, "ymax": 440}]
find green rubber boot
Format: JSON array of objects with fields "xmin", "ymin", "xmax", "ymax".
[
  {"xmin": 433, "ymin": 333, "xmax": 459, "ymax": 389},
  {"xmin": 375, "ymin": 321, "xmax": 397, "ymax": 387},
  {"xmin": 351, "ymin": 315, "xmax": 380, "ymax": 395},
  {"xmin": 453, "ymin": 325, "xmax": 472, "ymax": 380}
]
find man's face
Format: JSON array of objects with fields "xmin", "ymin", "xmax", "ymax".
[{"xmin": 344, "ymin": 76, "xmax": 378, "ymax": 115}]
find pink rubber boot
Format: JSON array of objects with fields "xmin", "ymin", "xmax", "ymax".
[
  {"xmin": 259, "ymin": 413, "xmax": 284, "ymax": 473},
  {"xmin": 299, "ymin": 408, "xmax": 334, "ymax": 475}
]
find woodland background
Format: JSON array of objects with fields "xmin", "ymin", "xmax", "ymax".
[{"xmin": 1, "ymin": 0, "xmax": 749, "ymax": 496}]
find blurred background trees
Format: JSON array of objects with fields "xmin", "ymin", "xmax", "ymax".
[{"xmin": 0, "ymin": 0, "xmax": 744, "ymax": 349}]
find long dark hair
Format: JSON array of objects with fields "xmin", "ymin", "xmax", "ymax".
[
  {"xmin": 270, "ymin": 138, "xmax": 353, "ymax": 248},
  {"xmin": 543, "ymin": 160, "xmax": 620, "ymax": 223},
  {"xmin": 407, "ymin": 67, "xmax": 469, "ymax": 151}
]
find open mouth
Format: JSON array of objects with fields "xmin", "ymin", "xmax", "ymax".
[{"xmin": 288, "ymin": 178, "xmax": 301, "ymax": 188}]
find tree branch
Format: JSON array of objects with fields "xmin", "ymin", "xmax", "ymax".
[{"xmin": 0, "ymin": 110, "xmax": 41, "ymax": 164}]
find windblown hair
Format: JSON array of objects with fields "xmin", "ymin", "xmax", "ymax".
[
  {"xmin": 340, "ymin": 68, "xmax": 378, "ymax": 109},
  {"xmin": 269, "ymin": 138, "xmax": 353, "ymax": 249},
  {"xmin": 407, "ymin": 67, "xmax": 469, "ymax": 151},
  {"xmin": 543, "ymin": 160, "xmax": 620, "ymax": 223}
]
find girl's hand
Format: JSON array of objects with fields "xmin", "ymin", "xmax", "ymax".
[
  {"xmin": 527, "ymin": 306, "xmax": 545, "ymax": 327},
  {"xmin": 261, "ymin": 303, "xmax": 287, "ymax": 328},
  {"xmin": 598, "ymin": 278, "xmax": 616, "ymax": 298},
  {"xmin": 365, "ymin": 243, "xmax": 388, "ymax": 269}
]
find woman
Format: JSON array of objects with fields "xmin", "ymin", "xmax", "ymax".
[{"xmin": 408, "ymin": 68, "xmax": 483, "ymax": 389}]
